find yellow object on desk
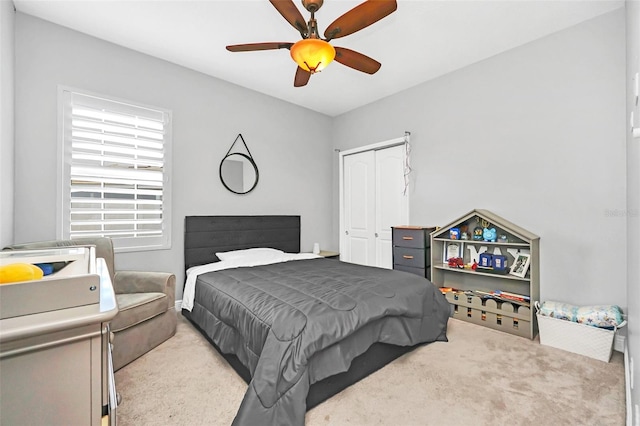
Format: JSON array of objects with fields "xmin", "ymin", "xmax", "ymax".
[{"xmin": 0, "ymin": 263, "xmax": 44, "ymax": 284}]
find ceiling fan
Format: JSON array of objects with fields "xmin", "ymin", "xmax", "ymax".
[{"xmin": 226, "ymin": 0, "xmax": 397, "ymax": 87}]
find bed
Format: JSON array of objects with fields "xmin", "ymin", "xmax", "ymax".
[{"xmin": 182, "ymin": 215, "xmax": 450, "ymax": 425}]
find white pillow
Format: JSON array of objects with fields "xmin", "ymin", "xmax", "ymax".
[{"xmin": 216, "ymin": 247, "xmax": 284, "ymax": 261}]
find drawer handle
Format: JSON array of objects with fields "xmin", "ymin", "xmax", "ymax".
[
  {"xmin": 402, "ymin": 236, "xmax": 414, "ymax": 240},
  {"xmin": 403, "ymin": 255, "xmax": 414, "ymax": 259}
]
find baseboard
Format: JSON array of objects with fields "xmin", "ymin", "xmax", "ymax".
[
  {"xmin": 175, "ymin": 299, "xmax": 182, "ymax": 311},
  {"xmin": 625, "ymin": 344, "xmax": 632, "ymax": 426}
]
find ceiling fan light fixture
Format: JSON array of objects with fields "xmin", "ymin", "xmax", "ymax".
[{"xmin": 290, "ymin": 39, "xmax": 335, "ymax": 74}]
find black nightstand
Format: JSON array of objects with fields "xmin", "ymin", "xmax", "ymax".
[
  {"xmin": 392, "ymin": 226, "xmax": 436, "ymax": 280},
  {"xmin": 317, "ymin": 250, "xmax": 340, "ymax": 259}
]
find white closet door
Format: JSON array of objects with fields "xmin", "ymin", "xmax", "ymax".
[
  {"xmin": 375, "ymin": 144, "xmax": 408, "ymax": 269},
  {"xmin": 343, "ymin": 150, "xmax": 376, "ymax": 266},
  {"xmin": 342, "ymin": 144, "xmax": 408, "ymax": 268}
]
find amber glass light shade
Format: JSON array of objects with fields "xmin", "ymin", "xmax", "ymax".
[{"xmin": 290, "ymin": 39, "xmax": 336, "ymax": 73}]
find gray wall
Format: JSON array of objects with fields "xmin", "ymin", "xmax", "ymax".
[
  {"xmin": 333, "ymin": 10, "xmax": 627, "ymax": 309},
  {"xmin": 0, "ymin": 0, "xmax": 14, "ymax": 248},
  {"xmin": 13, "ymin": 13, "xmax": 334, "ymax": 300},
  {"xmin": 626, "ymin": 0, "xmax": 640, "ymax": 419}
]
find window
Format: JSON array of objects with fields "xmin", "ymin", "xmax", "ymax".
[{"xmin": 58, "ymin": 87, "xmax": 172, "ymax": 252}]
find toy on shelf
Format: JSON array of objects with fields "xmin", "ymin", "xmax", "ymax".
[
  {"xmin": 492, "ymin": 255, "xmax": 508, "ymax": 271},
  {"xmin": 473, "ymin": 227, "xmax": 483, "ymax": 241},
  {"xmin": 483, "ymin": 227, "xmax": 497, "ymax": 242},
  {"xmin": 447, "ymin": 257, "xmax": 464, "ymax": 269}
]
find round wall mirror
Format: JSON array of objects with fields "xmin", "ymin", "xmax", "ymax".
[{"xmin": 219, "ymin": 153, "xmax": 259, "ymax": 194}]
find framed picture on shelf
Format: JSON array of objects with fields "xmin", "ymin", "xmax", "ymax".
[
  {"xmin": 443, "ymin": 242, "xmax": 463, "ymax": 263},
  {"xmin": 509, "ymin": 253, "xmax": 531, "ymax": 278}
]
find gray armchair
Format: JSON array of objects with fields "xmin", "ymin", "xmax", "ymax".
[{"xmin": 3, "ymin": 237, "xmax": 177, "ymax": 371}]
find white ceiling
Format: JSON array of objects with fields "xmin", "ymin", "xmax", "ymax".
[{"xmin": 13, "ymin": 0, "xmax": 624, "ymax": 117}]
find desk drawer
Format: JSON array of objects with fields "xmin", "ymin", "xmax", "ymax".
[
  {"xmin": 392, "ymin": 228, "xmax": 427, "ymax": 249},
  {"xmin": 393, "ymin": 247, "xmax": 425, "ymax": 269}
]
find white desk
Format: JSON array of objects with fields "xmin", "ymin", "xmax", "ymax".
[{"xmin": 0, "ymin": 249, "xmax": 119, "ymax": 425}]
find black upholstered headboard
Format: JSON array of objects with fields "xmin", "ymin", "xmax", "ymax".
[{"xmin": 184, "ymin": 216, "xmax": 301, "ymax": 272}]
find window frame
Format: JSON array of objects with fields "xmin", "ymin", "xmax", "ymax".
[{"xmin": 57, "ymin": 86, "xmax": 172, "ymax": 253}]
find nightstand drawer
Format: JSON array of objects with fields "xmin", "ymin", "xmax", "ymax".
[
  {"xmin": 394, "ymin": 264, "xmax": 428, "ymax": 279},
  {"xmin": 393, "ymin": 247, "xmax": 425, "ymax": 269},
  {"xmin": 392, "ymin": 228, "xmax": 427, "ymax": 249}
]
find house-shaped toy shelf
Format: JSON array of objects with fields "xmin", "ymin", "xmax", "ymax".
[{"xmin": 431, "ymin": 209, "xmax": 540, "ymax": 339}]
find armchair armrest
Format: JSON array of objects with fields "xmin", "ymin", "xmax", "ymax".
[{"xmin": 114, "ymin": 271, "xmax": 176, "ymax": 307}]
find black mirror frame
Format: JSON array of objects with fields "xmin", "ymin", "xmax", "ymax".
[{"xmin": 219, "ymin": 152, "xmax": 259, "ymax": 195}]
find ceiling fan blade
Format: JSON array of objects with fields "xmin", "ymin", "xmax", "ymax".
[
  {"xmin": 269, "ymin": 0, "xmax": 308, "ymax": 36},
  {"xmin": 294, "ymin": 66, "xmax": 311, "ymax": 87},
  {"xmin": 324, "ymin": 0, "xmax": 397, "ymax": 41},
  {"xmin": 226, "ymin": 42, "xmax": 293, "ymax": 52},
  {"xmin": 334, "ymin": 47, "xmax": 381, "ymax": 74}
]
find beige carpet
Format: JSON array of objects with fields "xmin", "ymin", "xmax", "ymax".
[{"xmin": 114, "ymin": 314, "xmax": 625, "ymax": 426}]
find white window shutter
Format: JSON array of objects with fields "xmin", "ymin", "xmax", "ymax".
[{"xmin": 59, "ymin": 88, "xmax": 172, "ymax": 252}]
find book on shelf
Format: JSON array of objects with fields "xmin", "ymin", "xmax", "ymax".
[
  {"xmin": 493, "ymin": 290, "xmax": 530, "ymax": 302},
  {"xmin": 438, "ymin": 288, "xmax": 530, "ymax": 307},
  {"xmin": 470, "ymin": 290, "xmax": 531, "ymax": 307}
]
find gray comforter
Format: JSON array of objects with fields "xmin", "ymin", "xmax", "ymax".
[{"xmin": 189, "ymin": 258, "xmax": 450, "ymax": 425}]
